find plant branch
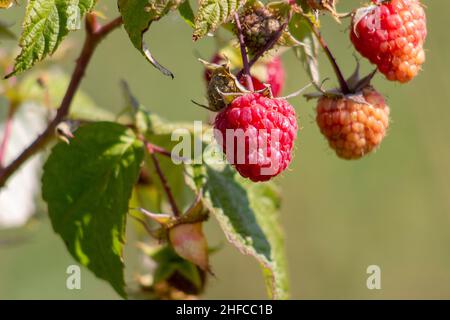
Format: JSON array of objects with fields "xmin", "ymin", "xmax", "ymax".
[
  {"xmin": 0, "ymin": 15, "xmax": 123, "ymax": 188},
  {"xmin": 303, "ymin": 14, "xmax": 350, "ymax": 94},
  {"xmin": 147, "ymin": 142, "xmax": 188, "ymax": 162},
  {"xmin": 145, "ymin": 142, "xmax": 181, "ymax": 217},
  {"xmin": 147, "ymin": 142, "xmax": 172, "ymax": 159},
  {"xmin": 234, "ymin": 12, "xmax": 254, "ymax": 91}
]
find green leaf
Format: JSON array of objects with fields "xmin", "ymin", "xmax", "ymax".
[
  {"xmin": 120, "ymin": 83, "xmax": 198, "ymax": 210},
  {"xmin": 42, "ymin": 122, "xmax": 144, "ymax": 298},
  {"xmin": 290, "ymin": 13, "xmax": 320, "ymax": 86},
  {"xmin": 118, "ymin": 0, "xmax": 183, "ymax": 78},
  {"xmin": 296, "ymin": 0, "xmax": 312, "ymax": 11},
  {"xmin": 6, "ymin": 0, "xmax": 97, "ymax": 78},
  {"xmin": 151, "ymin": 245, "xmax": 203, "ymax": 290},
  {"xmin": 185, "ymin": 147, "xmax": 289, "ymax": 299},
  {"xmin": 178, "ymin": 0, "xmax": 195, "ymax": 28},
  {"xmin": 79, "ymin": 0, "xmax": 96, "ymax": 17},
  {"xmin": 193, "ymin": 0, "xmax": 246, "ymax": 41}
]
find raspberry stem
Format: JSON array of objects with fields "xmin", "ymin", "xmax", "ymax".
[
  {"xmin": 234, "ymin": 12, "xmax": 254, "ymax": 92},
  {"xmin": 304, "ymin": 14, "xmax": 350, "ymax": 94},
  {"xmin": 0, "ymin": 15, "xmax": 123, "ymax": 187},
  {"xmin": 146, "ymin": 142, "xmax": 181, "ymax": 217}
]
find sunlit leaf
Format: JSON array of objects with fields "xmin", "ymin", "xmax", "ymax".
[
  {"xmin": 42, "ymin": 122, "xmax": 144, "ymax": 298},
  {"xmin": 6, "ymin": 0, "xmax": 97, "ymax": 78}
]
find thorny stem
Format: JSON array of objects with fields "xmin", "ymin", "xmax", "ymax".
[
  {"xmin": 0, "ymin": 15, "xmax": 123, "ymax": 188},
  {"xmin": 148, "ymin": 142, "xmax": 187, "ymax": 163},
  {"xmin": 303, "ymin": 14, "xmax": 350, "ymax": 94},
  {"xmin": 145, "ymin": 141, "xmax": 187, "ymax": 163},
  {"xmin": 234, "ymin": 12, "xmax": 254, "ymax": 92},
  {"xmin": 147, "ymin": 142, "xmax": 173, "ymax": 159},
  {"xmin": 237, "ymin": 15, "xmax": 291, "ymax": 80},
  {"xmin": 0, "ymin": 104, "xmax": 15, "ymax": 168},
  {"xmin": 145, "ymin": 142, "xmax": 181, "ymax": 218}
]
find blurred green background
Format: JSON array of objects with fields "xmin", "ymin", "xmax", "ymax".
[{"xmin": 1, "ymin": 0, "xmax": 449, "ymax": 299}]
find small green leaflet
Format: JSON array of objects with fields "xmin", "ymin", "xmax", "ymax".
[
  {"xmin": 178, "ymin": 0, "xmax": 195, "ymax": 28},
  {"xmin": 6, "ymin": 0, "xmax": 97, "ymax": 78},
  {"xmin": 42, "ymin": 122, "xmax": 144, "ymax": 298},
  {"xmin": 118, "ymin": 0, "xmax": 184, "ymax": 78},
  {"xmin": 185, "ymin": 147, "xmax": 289, "ymax": 299},
  {"xmin": 193, "ymin": 0, "xmax": 246, "ymax": 41},
  {"xmin": 151, "ymin": 245, "xmax": 203, "ymax": 290},
  {"xmin": 78, "ymin": 0, "xmax": 96, "ymax": 17}
]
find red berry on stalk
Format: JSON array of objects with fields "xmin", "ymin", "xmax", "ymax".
[
  {"xmin": 316, "ymin": 86, "xmax": 390, "ymax": 160},
  {"xmin": 214, "ymin": 93, "xmax": 298, "ymax": 182},
  {"xmin": 350, "ymin": 0, "xmax": 427, "ymax": 83}
]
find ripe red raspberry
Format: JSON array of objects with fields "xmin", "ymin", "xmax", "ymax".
[
  {"xmin": 316, "ymin": 86, "xmax": 390, "ymax": 160},
  {"xmin": 204, "ymin": 54, "xmax": 285, "ymax": 97},
  {"xmin": 214, "ymin": 93, "xmax": 298, "ymax": 182},
  {"xmin": 350, "ymin": 0, "xmax": 427, "ymax": 83}
]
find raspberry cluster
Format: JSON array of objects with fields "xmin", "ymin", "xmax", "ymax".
[
  {"xmin": 199, "ymin": 0, "xmax": 427, "ymax": 181},
  {"xmin": 351, "ymin": 0, "xmax": 427, "ymax": 83}
]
